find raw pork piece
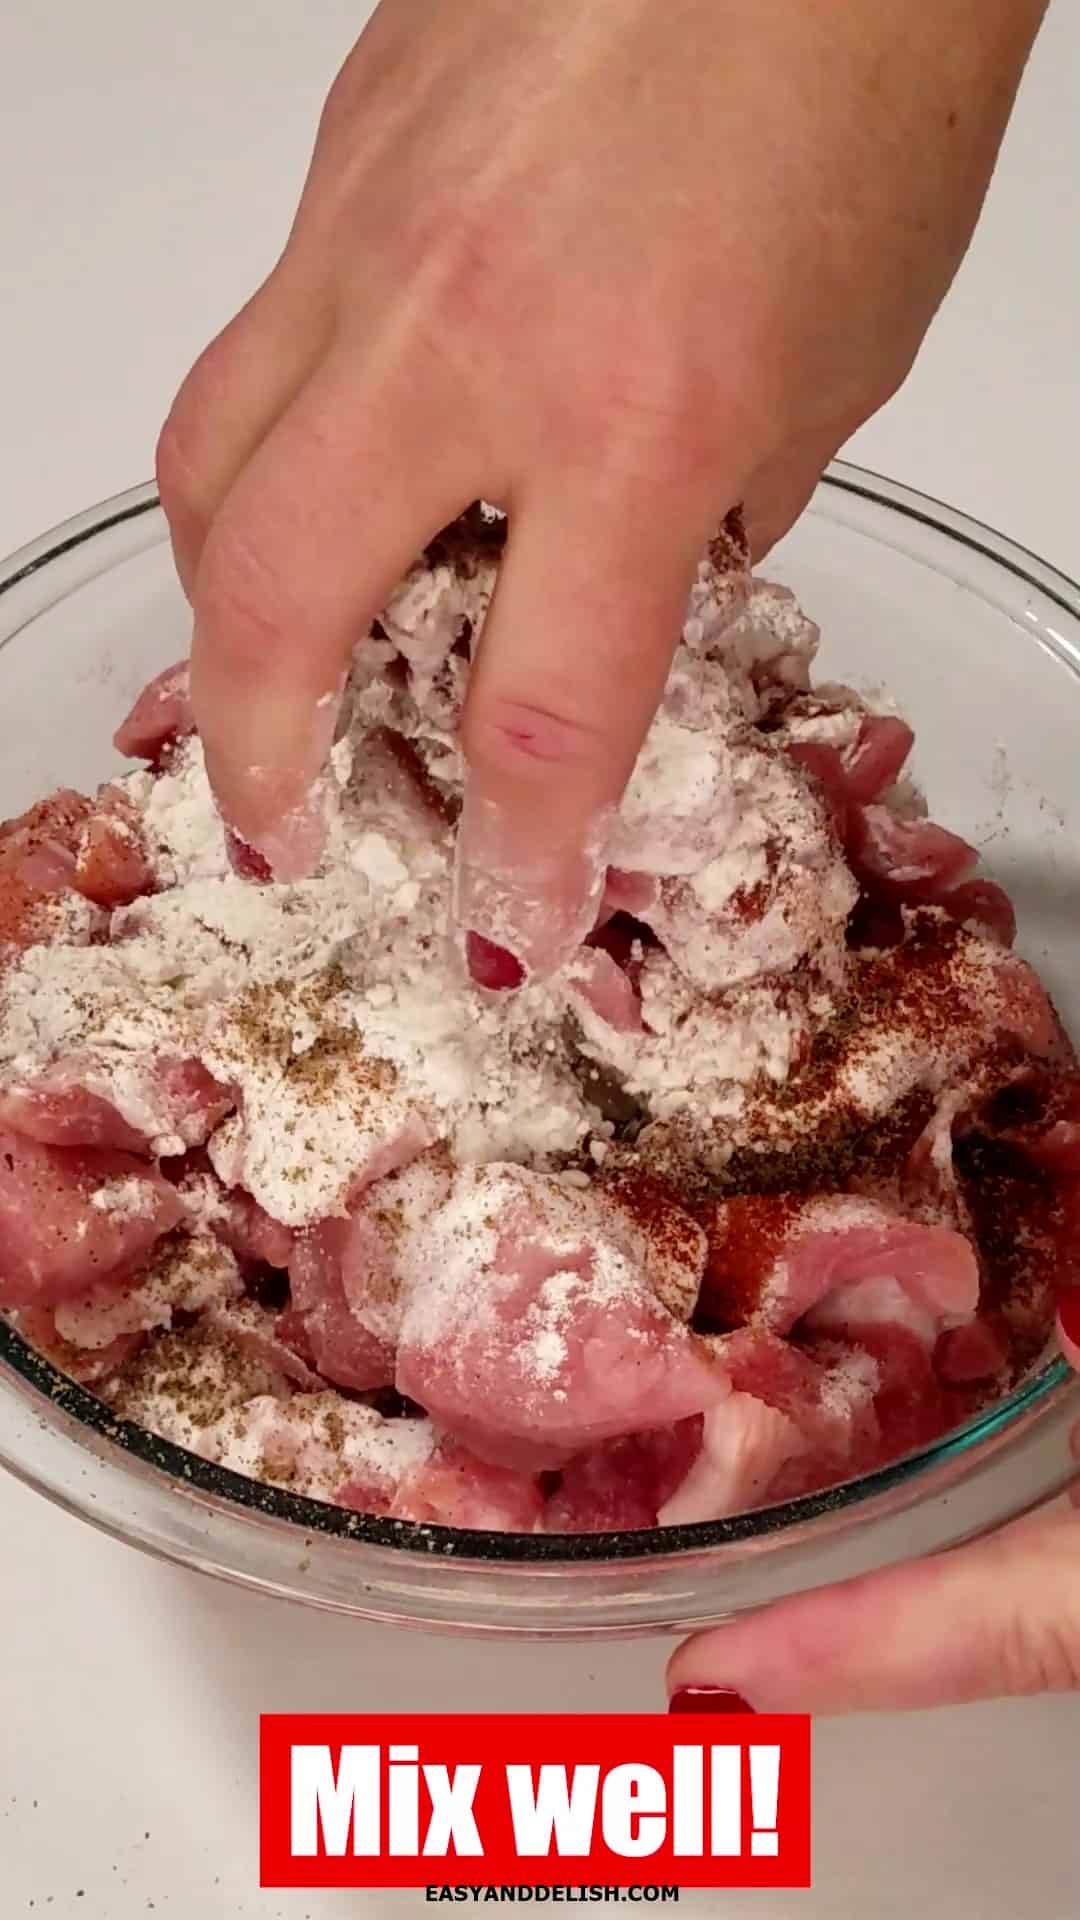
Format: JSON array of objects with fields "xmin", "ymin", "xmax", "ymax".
[
  {"xmin": 172, "ymin": 1154, "xmax": 296, "ymax": 1270},
  {"xmin": 0, "ymin": 1056, "xmax": 233, "ymax": 1155},
  {"xmin": 288, "ymin": 1155, "xmax": 450, "ymax": 1392},
  {"xmin": 8, "ymin": 1305, "xmax": 144, "ymax": 1386},
  {"xmin": 564, "ymin": 946, "xmax": 642, "ymax": 1033},
  {"xmin": 844, "ymin": 716, "xmax": 916, "ymax": 805},
  {"xmin": 2, "ymin": 784, "xmax": 154, "ymax": 912},
  {"xmin": 0, "ymin": 1130, "xmax": 184, "ymax": 1308},
  {"xmin": 712, "ymin": 1325, "xmax": 881, "ymax": 1468},
  {"xmin": 387, "ymin": 1441, "xmax": 545, "ymax": 1531},
  {"xmin": 640, "ymin": 744, "xmax": 858, "ymax": 994},
  {"xmin": 975, "ymin": 1070, "xmax": 1080, "ymax": 1173},
  {"xmin": 0, "ymin": 792, "xmax": 101, "ymax": 955},
  {"xmin": 545, "ymin": 1421, "xmax": 703, "ymax": 1534},
  {"xmin": 396, "ymin": 1165, "xmax": 725, "ymax": 1469},
  {"xmin": 51, "ymin": 1231, "xmax": 242, "ymax": 1350},
  {"xmin": 658, "ymin": 1394, "xmax": 808, "ymax": 1525},
  {"xmin": 113, "ymin": 661, "xmax": 194, "ymax": 761},
  {"xmin": 205, "ymin": 1299, "xmax": 326, "ymax": 1391},
  {"xmin": 787, "ymin": 737, "xmax": 1016, "ymax": 944},
  {"xmin": 697, "ymin": 1192, "xmax": 980, "ymax": 1336}
]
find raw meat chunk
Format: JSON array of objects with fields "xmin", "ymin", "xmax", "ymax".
[
  {"xmin": 844, "ymin": 716, "xmax": 915, "ymax": 805},
  {"xmin": 0, "ymin": 1131, "xmax": 184, "ymax": 1308},
  {"xmin": 545, "ymin": 1422, "xmax": 703, "ymax": 1534},
  {"xmin": 287, "ymin": 1154, "xmax": 450, "ymax": 1392},
  {"xmin": 658, "ymin": 1394, "xmax": 807, "ymax": 1525},
  {"xmin": 396, "ymin": 1165, "xmax": 726, "ymax": 1469},
  {"xmin": 698, "ymin": 1192, "xmax": 979, "ymax": 1335},
  {"xmin": 113, "ymin": 661, "xmax": 194, "ymax": 761},
  {"xmin": 0, "ymin": 1056, "xmax": 233, "ymax": 1155},
  {"xmin": 388, "ymin": 1442, "xmax": 544, "ymax": 1531}
]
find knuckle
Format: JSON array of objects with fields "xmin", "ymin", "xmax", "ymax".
[
  {"xmin": 195, "ymin": 523, "xmax": 294, "ymax": 672},
  {"xmin": 462, "ymin": 693, "xmax": 611, "ymax": 782},
  {"xmin": 155, "ymin": 343, "xmax": 229, "ymax": 518},
  {"xmin": 154, "ymin": 407, "xmax": 202, "ymax": 522},
  {"xmin": 997, "ymin": 1604, "xmax": 1080, "ymax": 1697}
]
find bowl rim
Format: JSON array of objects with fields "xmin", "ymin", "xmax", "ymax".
[{"xmin": 0, "ymin": 457, "xmax": 1077, "ymax": 1572}]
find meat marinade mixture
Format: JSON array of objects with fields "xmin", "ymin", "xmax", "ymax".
[{"xmin": 0, "ymin": 506, "xmax": 1074, "ymax": 1533}]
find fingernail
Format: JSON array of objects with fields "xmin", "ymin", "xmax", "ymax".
[
  {"xmin": 669, "ymin": 1687, "xmax": 756, "ymax": 1714},
  {"xmin": 466, "ymin": 931, "xmax": 526, "ymax": 991},
  {"xmin": 454, "ymin": 787, "xmax": 612, "ymax": 980},
  {"xmin": 225, "ymin": 828, "xmax": 273, "ymax": 884},
  {"xmin": 1057, "ymin": 1285, "xmax": 1080, "ymax": 1352},
  {"xmin": 245, "ymin": 786, "xmax": 328, "ymax": 884},
  {"xmin": 199, "ymin": 675, "xmax": 343, "ymax": 884}
]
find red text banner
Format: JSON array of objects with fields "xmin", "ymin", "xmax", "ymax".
[{"xmin": 260, "ymin": 1713, "xmax": 811, "ymax": 1889}]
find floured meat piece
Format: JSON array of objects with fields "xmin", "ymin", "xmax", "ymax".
[
  {"xmin": 0, "ymin": 1055, "xmax": 233, "ymax": 1155},
  {"xmin": 609, "ymin": 655, "xmax": 745, "ymax": 877},
  {"xmin": 788, "ymin": 737, "xmax": 1016, "ymax": 947},
  {"xmin": 114, "ymin": 661, "xmax": 194, "ymax": 762},
  {"xmin": 692, "ymin": 1189, "xmax": 979, "ymax": 1472},
  {"xmin": 638, "ymin": 913, "xmax": 1059, "ymax": 1189},
  {"xmin": 8, "ymin": 1305, "xmax": 143, "ymax": 1385},
  {"xmin": 0, "ymin": 793, "xmax": 103, "ymax": 960},
  {"xmin": 50, "ymin": 1231, "xmax": 242, "ymax": 1349},
  {"xmin": 396, "ymin": 1165, "xmax": 722, "ymax": 1469},
  {"xmin": 779, "ymin": 697, "xmax": 915, "ymax": 806},
  {"xmin": 641, "ymin": 742, "xmax": 858, "ymax": 993},
  {"xmin": 7, "ymin": 783, "xmax": 157, "ymax": 912},
  {"xmin": 0, "ymin": 1131, "xmax": 184, "ymax": 1308},
  {"xmin": 680, "ymin": 511, "xmax": 753, "ymax": 651},
  {"xmin": 565, "ymin": 946, "xmax": 643, "ymax": 1036},
  {"xmin": 207, "ymin": 1005, "xmax": 436, "ymax": 1230},
  {"xmin": 691, "ymin": 578, "xmax": 818, "ymax": 710},
  {"xmin": 697, "ymin": 1192, "xmax": 979, "ymax": 1336},
  {"xmin": 574, "ymin": 948, "xmax": 828, "ymax": 1136},
  {"xmin": 105, "ymin": 1317, "xmax": 433, "ymax": 1504},
  {"xmin": 287, "ymin": 1154, "xmax": 450, "ymax": 1390},
  {"xmin": 119, "ymin": 735, "xmax": 230, "ymax": 887},
  {"xmin": 378, "ymin": 509, "xmax": 501, "ymax": 701},
  {"xmin": 1, "ymin": 783, "xmax": 153, "ymax": 910},
  {"xmin": 385, "ymin": 1440, "xmax": 544, "ymax": 1532},
  {"xmin": 169, "ymin": 1157, "xmax": 296, "ymax": 1269},
  {"xmin": 203, "ymin": 1298, "xmax": 326, "ymax": 1391},
  {"xmin": 852, "ymin": 806, "xmax": 977, "ymax": 903}
]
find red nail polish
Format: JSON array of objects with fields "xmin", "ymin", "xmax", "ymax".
[
  {"xmin": 1057, "ymin": 1285, "xmax": 1080, "ymax": 1349},
  {"xmin": 225, "ymin": 828, "xmax": 273, "ymax": 884},
  {"xmin": 668, "ymin": 1687, "xmax": 755, "ymax": 1714},
  {"xmin": 466, "ymin": 932, "xmax": 525, "ymax": 991}
]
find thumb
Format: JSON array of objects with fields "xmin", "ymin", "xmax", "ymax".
[
  {"xmin": 455, "ymin": 479, "xmax": 714, "ymax": 977},
  {"xmin": 667, "ymin": 1506, "xmax": 1080, "ymax": 1716}
]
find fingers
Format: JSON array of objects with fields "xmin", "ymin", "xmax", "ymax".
[
  {"xmin": 189, "ymin": 343, "xmax": 473, "ymax": 873},
  {"xmin": 456, "ymin": 480, "xmax": 715, "ymax": 975},
  {"xmin": 156, "ymin": 263, "xmax": 334, "ymax": 595},
  {"xmin": 742, "ymin": 433, "xmax": 838, "ymax": 562},
  {"xmin": 667, "ymin": 1506, "xmax": 1080, "ymax": 1716}
]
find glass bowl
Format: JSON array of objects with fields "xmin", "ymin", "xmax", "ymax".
[{"xmin": 1, "ymin": 464, "xmax": 1078, "ymax": 1638}]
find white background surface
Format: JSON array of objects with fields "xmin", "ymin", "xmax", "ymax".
[{"xmin": 1, "ymin": 4, "xmax": 1079, "ymax": 1915}]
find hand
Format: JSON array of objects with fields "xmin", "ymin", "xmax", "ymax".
[
  {"xmin": 157, "ymin": 0, "xmax": 1047, "ymax": 970},
  {"xmin": 667, "ymin": 1301, "xmax": 1080, "ymax": 1715}
]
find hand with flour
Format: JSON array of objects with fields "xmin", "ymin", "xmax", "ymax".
[
  {"xmin": 669, "ymin": 1301, "xmax": 1080, "ymax": 1715},
  {"xmin": 157, "ymin": 0, "xmax": 1047, "ymax": 973}
]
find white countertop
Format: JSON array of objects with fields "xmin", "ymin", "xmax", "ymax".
[{"xmin": 2, "ymin": 4, "xmax": 1079, "ymax": 1914}]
